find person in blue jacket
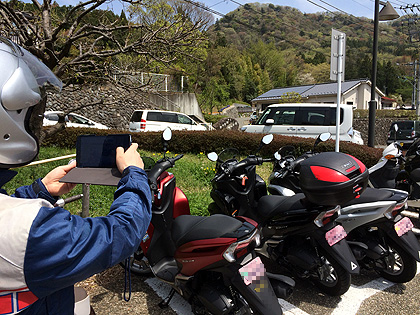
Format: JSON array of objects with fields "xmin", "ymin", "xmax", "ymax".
[{"xmin": 0, "ymin": 37, "xmax": 152, "ymax": 314}]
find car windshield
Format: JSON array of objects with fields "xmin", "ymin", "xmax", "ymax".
[
  {"xmin": 45, "ymin": 113, "xmax": 59, "ymax": 121},
  {"xmin": 68, "ymin": 114, "xmax": 90, "ymax": 124},
  {"xmin": 393, "ymin": 122, "xmax": 414, "ymax": 131}
]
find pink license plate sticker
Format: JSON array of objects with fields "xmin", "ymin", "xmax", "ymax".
[
  {"xmin": 325, "ymin": 225, "xmax": 347, "ymax": 246},
  {"xmin": 239, "ymin": 257, "xmax": 265, "ymax": 286},
  {"xmin": 394, "ymin": 217, "xmax": 414, "ymax": 237}
]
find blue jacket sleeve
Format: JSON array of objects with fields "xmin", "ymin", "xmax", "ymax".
[
  {"xmin": 12, "ymin": 178, "xmax": 58, "ymax": 204},
  {"xmin": 24, "ymin": 166, "xmax": 152, "ymax": 298}
]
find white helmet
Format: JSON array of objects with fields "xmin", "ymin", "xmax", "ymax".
[{"xmin": 0, "ymin": 37, "xmax": 62, "ymax": 168}]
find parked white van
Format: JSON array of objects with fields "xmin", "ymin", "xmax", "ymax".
[
  {"xmin": 241, "ymin": 103, "xmax": 363, "ymax": 144},
  {"xmin": 129, "ymin": 110, "xmax": 208, "ymax": 132}
]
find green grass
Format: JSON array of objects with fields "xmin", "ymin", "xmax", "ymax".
[{"xmin": 6, "ymin": 147, "xmax": 273, "ymax": 217}]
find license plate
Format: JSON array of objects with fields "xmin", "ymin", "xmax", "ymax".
[
  {"xmin": 325, "ymin": 225, "xmax": 347, "ymax": 246},
  {"xmin": 394, "ymin": 217, "xmax": 414, "ymax": 237},
  {"xmin": 239, "ymin": 257, "xmax": 265, "ymax": 286}
]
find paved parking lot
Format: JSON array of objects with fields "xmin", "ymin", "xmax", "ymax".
[
  {"xmin": 83, "ymin": 252, "xmax": 420, "ymax": 315},
  {"xmin": 141, "ymin": 263, "xmax": 420, "ymax": 315}
]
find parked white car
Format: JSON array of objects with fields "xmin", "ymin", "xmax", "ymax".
[
  {"xmin": 241, "ymin": 103, "xmax": 363, "ymax": 145},
  {"xmin": 129, "ymin": 110, "xmax": 208, "ymax": 132},
  {"xmin": 43, "ymin": 111, "xmax": 109, "ymax": 129}
]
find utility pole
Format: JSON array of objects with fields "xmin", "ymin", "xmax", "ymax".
[{"xmin": 417, "ymin": 58, "xmax": 420, "ymax": 114}]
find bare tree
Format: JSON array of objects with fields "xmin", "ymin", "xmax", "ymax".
[
  {"xmin": 0, "ymin": 0, "xmax": 213, "ymax": 139},
  {"xmin": 0, "ymin": 0, "xmax": 212, "ymax": 81}
]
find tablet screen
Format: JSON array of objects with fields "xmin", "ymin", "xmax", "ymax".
[{"xmin": 76, "ymin": 134, "xmax": 132, "ymax": 168}]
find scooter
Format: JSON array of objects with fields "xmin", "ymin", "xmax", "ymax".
[
  {"xmin": 368, "ymin": 141, "xmax": 403, "ymax": 189},
  {"xmin": 365, "ymin": 128, "xmax": 420, "ymax": 232},
  {"xmin": 128, "ymin": 128, "xmax": 293, "ymax": 314},
  {"xmin": 207, "ymin": 134, "xmax": 362, "ymax": 296},
  {"xmin": 368, "ymin": 123, "xmax": 420, "ymax": 205},
  {"xmin": 268, "ymin": 135, "xmax": 420, "ymax": 283}
]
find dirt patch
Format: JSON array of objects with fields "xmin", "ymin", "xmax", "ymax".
[{"xmin": 77, "ymin": 265, "xmax": 177, "ymax": 315}]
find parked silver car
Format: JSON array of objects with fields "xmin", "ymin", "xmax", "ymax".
[{"xmin": 43, "ymin": 111, "xmax": 109, "ymax": 129}]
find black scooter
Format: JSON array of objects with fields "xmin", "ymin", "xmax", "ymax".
[
  {"xmin": 268, "ymin": 134, "xmax": 420, "ymax": 284},
  {"xmin": 207, "ymin": 134, "xmax": 361, "ymax": 296}
]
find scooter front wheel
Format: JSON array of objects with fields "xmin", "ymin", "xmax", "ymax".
[
  {"xmin": 376, "ymin": 238, "xmax": 417, "ymax": 283},
  {"xmin": 312, "ymin": 252, "xmax": 351, "ymax": 296}
]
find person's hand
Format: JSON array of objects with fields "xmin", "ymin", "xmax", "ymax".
[
  {"xmin": 41, "ymin": 161, "xmax": 77, "ymax": 196},
  {"xmin": 116, "ymin": 143, "xmax": 144, "ymax": 173}
]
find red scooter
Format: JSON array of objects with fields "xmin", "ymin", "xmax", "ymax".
[{"xmin": 130, "ymin": 128, "xmax": 293, "ymax": 314}]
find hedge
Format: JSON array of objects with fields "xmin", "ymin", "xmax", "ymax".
[
  {"xmin": 354, "ymin": 109, "xmax": 419, "ymax": 119},
  {"xmin": 42, "ymin": 127, "xmax": 383, "ymax": 168}
]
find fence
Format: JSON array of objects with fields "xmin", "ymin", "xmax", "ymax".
[{"xmin": 112, "ymin": 71, "xmax": 188, "ymax": 93}]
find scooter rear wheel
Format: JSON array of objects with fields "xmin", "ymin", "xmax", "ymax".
[
  {"xmin": 312, "ymin": 252, "xmax": 351, "ymax": 296},
  {"xmin": 376, "ymin": 237, "xmax": 417, "ymax": 283}
]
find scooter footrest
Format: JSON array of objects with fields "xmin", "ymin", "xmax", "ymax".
[
  {"xmin": 151, "ymin": 257, "xmax": 180, "ymax": 283},
  {"xmin": 266, "ymin": 272, "xmax": 295, "ymax": 287},
  {"xmin": 266, "ymin": 272, "xmax": 295, "ymax": 299}
]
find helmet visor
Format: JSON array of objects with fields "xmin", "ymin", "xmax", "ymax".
[{"xmin": 0, "ymin": 37, "xmax": 62, "ymax": 91}]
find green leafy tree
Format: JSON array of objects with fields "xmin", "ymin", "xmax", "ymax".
[
  {"xmin": 279, "ymin": 91, "xmax": 302, "ymax": 103},
  {"xmin": 198, "ymin": 77, "xmax": 230, "ymax": 114}
]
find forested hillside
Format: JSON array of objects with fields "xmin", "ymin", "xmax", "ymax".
[
  {"xmin": 2, "ymin": 1, "xmax": 416, "ymax": 114},
  {"xmin": 196, "ymin": 2, "xmax": 414, "ymax": 112}
]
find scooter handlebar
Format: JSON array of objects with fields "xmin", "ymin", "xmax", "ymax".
[{"xmin": 148, "ymin": 155, "xmax": 184, "ymax": 191}]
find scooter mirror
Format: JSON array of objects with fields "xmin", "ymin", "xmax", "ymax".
[
  {"xmin": 163, "ymin": 128, "xmax": 172, "ymax": 141},
  {"xmin": 262, "ymin": 134, "xmax": 274, "ymax": 145},
  {"xmin": 393, "ymin": 123, "xmax": 398, "ymax": 142},
  {"xmin": 319, "ymin": 132, "xmax": 331, "ymax": 142},
  {"xmin": 274, "ymin": 151, "xmax": 281, "ymax": 161},
  {"xmin": 207, "ymin": 152, "xmax": 218, "ymax": 162}
]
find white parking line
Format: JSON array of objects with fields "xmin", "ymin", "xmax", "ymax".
[{"xmin": 146, "ymin": 262, "xmax": 420, "ymax": 315}]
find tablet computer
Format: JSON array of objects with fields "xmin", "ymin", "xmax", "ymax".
[{"xmin": 60, "ymin": 134, "xmax": 132, "ymax": 186}]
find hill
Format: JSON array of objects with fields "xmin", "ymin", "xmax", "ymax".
[{"xmin": 195, "ymin": 3, "xmax": 414, "ymax": 110}]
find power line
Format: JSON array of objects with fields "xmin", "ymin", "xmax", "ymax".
[
  {"xmin": 186, "ymin": 0, "xmax": 403, "ymax": 62},
  {"xmin": 308, "ymin": 0, "xmax": 401, "ymax": 43},
  {"xmin": 348, "ymin": 0, "xmax": 372, "ymax": 11}
]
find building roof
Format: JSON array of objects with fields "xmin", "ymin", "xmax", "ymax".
[{"xmin": 252, "ymin": 79, "xmax": 384, "ymax": 102}]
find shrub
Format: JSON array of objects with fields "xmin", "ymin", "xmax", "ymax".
[
  {"xmin": 203, "ymin": 114, "xmax": 227, "ymax": 124},
  {"xmin": 42, "ymin": 128, "xmax": 383, "ymax": 167}
]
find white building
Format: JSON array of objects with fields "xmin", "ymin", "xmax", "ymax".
[{"xmin": 251, "ymin": 79, "xmax": 385, "ymax": 112}]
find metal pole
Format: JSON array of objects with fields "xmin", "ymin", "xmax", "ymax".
[
  {"xmin": 413, "ymin": 61, "xmax": 416, "ymax": 109},
  {"xmin": 81, "ymin": 184, "xmax": 90, "ymax": 218},
  {"xmin": 417, "ymin": 57, "xmax": 420, "ymax": 114},
  {"xmin": 335, "ymin": 34, "xmax": 344, "ymax": 152},
  {"xmin": 368, "ymin": 0, "xmax": 379, "ymax": 147}
]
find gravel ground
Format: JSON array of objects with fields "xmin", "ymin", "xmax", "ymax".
[
  {"xmin": 77, "ymin": 263, "xmax": 420, "ymax": 315},
  {"xmin": 77, "ymin": 265, "xmax": 176, "ymax": 315}
]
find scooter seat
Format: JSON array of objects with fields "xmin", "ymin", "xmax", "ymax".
[
  {"xmin": 171, "ymin": 214, "xmax": 243, "ymax": 247},
  {"xmin": 343, "ymin": 187, "xmax": 396, "ymax": 206},
  {"xmin": 257, "ymin": 194, "xmax": 306, "ymax": 219}
]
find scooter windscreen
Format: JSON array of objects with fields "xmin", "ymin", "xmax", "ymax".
[{"xmin": 216, "ymin": 148, "xmax": 242, "ymax": 170}]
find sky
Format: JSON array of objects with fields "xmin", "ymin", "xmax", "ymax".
[
  {"xmin": 201, "ymin": 0, "xmax": 410, "ymax": 20},
  {"xmin": 23, "ymin": 0, "xmax": 409, "ymax": 20}
]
